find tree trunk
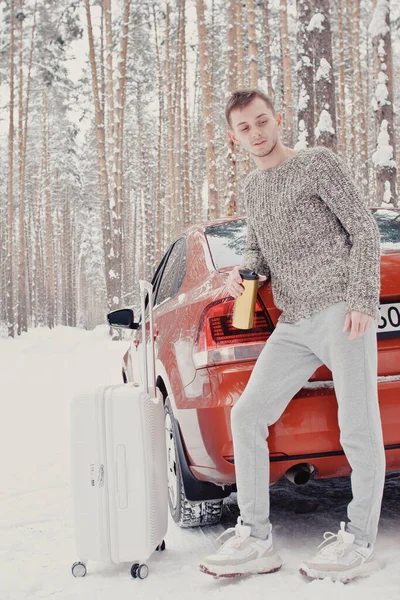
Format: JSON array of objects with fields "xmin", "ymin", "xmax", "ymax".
[
  {"xmin": 7, "ymin": 0, "xmax": 15, "ymax": 338},
  {"xmin": 113, "ymin": 0, "xmax": 130, "ymax": 309},
  {"xmin": 296, "ymin": 0, "xmax": 315, "ymax": 148},
  {"xmin": 336, "ymin": 0, "xmax": 347, "ymax": 155},
  {"xmin": 103, "ymin": 0, "xmax": 122, "ymax": 317},
  {"xmin": 263, "ymin": 0, "xmax": 273, "ymax": 97},
  {"xmin": 235, "ymin": 2, "xmax": 244, "ymax": 88},
  {"xmin": 165, "ymin": 1, "xmax": 175, "ymax": 243},
  {"xmin": 18, "ymin": 0, "xmax": 36, "ymax": 333},
  {"xmin": 181, "ymin": 0, "xmax": 191, "ymax": 229},
  {"xmin": 279, "ymin": 0, "xmax": 293, "ymax": 147},
  {"xmin": 246, "ymin": 0, "xmax": 258, "ymax": 88},
  {"xmin": 33, "ymin": 185, "xmax": 45, "ymax": 326},
  {"xmin": 310, "ymin": 0, "xmax": 337, "ymax": 149},
  {"xmin": 104, "ymin": 0, "xmax": 115, "ymax": 195},
  {"xmin": 195, "ymin": 0, "xmax": 219, "ymax": 219},
  {"xmin": 17, "ymin": 3, "xmax": 27, "ymax": 335},
  {"xmin": 85, "ymin": 0, "xmax": 120, "ymax": 318},
  {"xmin": 369, "ymin": 0, "xmax": 398, "ymax": 206},
  {"xmin": 350, "ymin": 0, "xmax": 369, "ymax": 196},
  {"xmin": 152, "ymin": 3, "xmax": 163, "ymax": 261},
  {"xmin": 173, "ymin": 0, "xmax": 184, "ymax": 238},
  {"xmin": 225, "ymin": 0, "xmax": 238, "ymax": 217},
  {"xmin": 43, "ymin": 86, "xmax": 55, "ymax": 329}
]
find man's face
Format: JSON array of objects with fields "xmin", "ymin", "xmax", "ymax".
[{"xmin": 227, "ymin": 97, "xmax": 282, "ymax": 157}]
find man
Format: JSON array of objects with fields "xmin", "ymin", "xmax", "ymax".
[{"xmin": 199, "ymin": 88, "xmax": 385, "ymax": 583}]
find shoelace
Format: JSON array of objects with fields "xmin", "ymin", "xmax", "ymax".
[
  {"xmin": 317, "ymin": 530, "xmax": 346, "ymax": 558},
  {"xmin": 215, "ymin": 526, "xmax": 235, "ymax": 545},
  {"xmin": 218, "ymin": 517, "xmax": 251, "ymax": 553}
]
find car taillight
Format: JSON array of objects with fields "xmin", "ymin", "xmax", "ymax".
[{"xmin": 193, "ymin": 297, "xmax": 274, "ymax": 368}]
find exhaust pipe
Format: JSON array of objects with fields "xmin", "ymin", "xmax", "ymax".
[{"xmin": 284, "ymin": 463, "xmax": 315, "ymax": 485}]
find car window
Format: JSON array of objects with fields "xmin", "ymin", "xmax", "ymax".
[
  {"xmin": 149, "ymin": 249, "xmax": 170, "ymax": 305},
  {"xmin": 370, "ymin": 209, "xmax": 400, "ymax": 248},
  {"xmin": 138, "ymin": 247, "xmax": 172, "ymax": 324},
  {"xmin": 205, "ymin": 219, "xmax": 247, "ymax": 270},
  {"xmin": 154, "ymin": 237, "xmax": 187, "ymax": 307},
  {"xmin": 139, "ymin": 246, "xmax": 171, "ymax": 321}
]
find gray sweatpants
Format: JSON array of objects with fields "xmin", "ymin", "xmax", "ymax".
[{"xmin": 230, "ymin": 300, "xmax": 385, "ymax": 546}]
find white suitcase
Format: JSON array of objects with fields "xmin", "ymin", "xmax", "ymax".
[{"xmin": 70, "ymin": 280, "xmax": 168, "ymax": 579}]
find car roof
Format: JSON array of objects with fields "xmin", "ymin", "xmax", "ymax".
[{"xmin": 182, "ymin": 215, "xmax": 245, "ymax": 236}]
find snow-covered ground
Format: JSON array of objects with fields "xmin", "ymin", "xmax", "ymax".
[{"xmin": 1, "ymin": 325, "xmax": 399, "ymax": 600}]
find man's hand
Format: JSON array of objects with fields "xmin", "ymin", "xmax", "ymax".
[
  {"xmin": 225, "ymin": 265, "xmax": 267, "ymax": 298},
  {"xmin": 343, "ymin": 310, "xmax": 375, "ymax": 340}
]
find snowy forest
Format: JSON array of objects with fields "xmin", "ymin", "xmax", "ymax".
[{"xmin": 0, "ymin": 0, "xmax": 399, "ymax": 337}]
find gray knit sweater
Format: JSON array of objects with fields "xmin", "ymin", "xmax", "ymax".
[{"xmin": 241, "ymin": 145, "xmax": 381, "ymax": 324}]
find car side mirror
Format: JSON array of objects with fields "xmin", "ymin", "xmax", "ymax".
[{"xmin": 107, "ymin": 308, "xmax": 138, "ymax": 329}]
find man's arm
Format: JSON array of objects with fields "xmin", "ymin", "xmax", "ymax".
[
  {"xmin": 241, "ymin": 217, "xmax": 271, "ymax": 283},
  {"xmin": 313, "ymin": 146, "xmax": 381, "ymax": 318},
  {"xmin": 240, "ymin": 175, "xmax": 271, "ymax": 281}
]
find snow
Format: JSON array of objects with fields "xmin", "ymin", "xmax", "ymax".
[
  {"xmin": 315, "ymin": 58, "xmax": 331, "ymax": 82},
  {"xmin": 315, "ymin": 110, "xmax": 335, "ymax": 138},
  {"xmin": 294, "ymin": 120, "xmax": 309, "ymax": 149},
  {"xmin": 1, "ymin": 325, "xmax": 400, "ymax": 599},
  {"xmin": 378, "ymin": 39, "xmax": 386, "ymax": 59},
  {"xmin": 371, "ymin": 70, "xmax": 390, "ymax": 110},
  {"xmin": 298, "ymin": 86, "xmax": 310, "ymax": 111},
  {"xmin": 176, "ymin": 292, "xmax": 186, "ymax": 305},
  {"xmin": 306, "ymin": 13, "xmax": 325, "ymax": 33},
  {"xmin": 368, "ymin": 0, "xmax": 390, "ymax": 38},
  {"xmin": 371, "ymin": 120, "xmax": 396, "ymax": 170},
  {"xmin": 383, "ymin": 180, "xmax": 392, "ymax": 204},
  {"xmin": 303, "ymin": 373, "xmax": 400, "ymax": 389}
]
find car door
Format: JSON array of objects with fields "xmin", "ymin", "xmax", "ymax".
[
  {"xmin": 128, "ymin": 246, "xmax": 171, "ymax": 384},
  {"xmin": 134, "ymin": 237, "xmax": 187, "ymax": 392}
]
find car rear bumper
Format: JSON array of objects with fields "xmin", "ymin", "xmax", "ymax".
[{"xmin": 177, "ymin": 363, "xmax": 400, "ymax": 485}]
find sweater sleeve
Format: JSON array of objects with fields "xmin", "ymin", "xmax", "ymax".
[
  {"xmin": 241, "ymin": 218, "xmax": 271, "ymax": 280},
  {"xmin": 241, "ymin": 175, "xmax": 271, "ymax": 280},
  {"xmin": 312, "ymin": 146, "xmax": 381, "ymax": 318}
]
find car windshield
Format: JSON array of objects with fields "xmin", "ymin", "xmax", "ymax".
[{"xmin": 205, "ymin": 210, "xmax": 400, "ymax": 270}]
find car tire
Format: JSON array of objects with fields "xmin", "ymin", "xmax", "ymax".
[{"xmin": 164, "ymin": 396, "xmax": 223, "ymax": 528}]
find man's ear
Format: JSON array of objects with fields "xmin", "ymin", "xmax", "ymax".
[
  {"xmin": 227, "ymin": 130, "xmax": 238, "ymax": 144},
  {"xmin": 275, "ymin": 113, "xmax": 282, "ymax": 128}
]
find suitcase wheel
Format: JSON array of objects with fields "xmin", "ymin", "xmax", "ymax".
[
  {"xmin": 71, "ymin": 561, "xmax": 87, "ymax": 577},
  {"xmin": 155, "ymin": 540, "xmax": 166, "ymax": 552},
  {"xmin": 131, "ymin": 563, "xmax": 149, "ymax": 579}
]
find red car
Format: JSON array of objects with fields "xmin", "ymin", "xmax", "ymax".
[{"xmin": 107, "ymin": 207, "xmax": 400, "ymax": 529}]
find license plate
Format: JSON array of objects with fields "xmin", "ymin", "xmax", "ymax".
[{"xmin": 377, "ymin": 302, "xmax": 400, "ymax": 338}]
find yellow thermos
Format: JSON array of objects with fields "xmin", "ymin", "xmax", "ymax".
[{"xmin": 232, "ymin": 268, "xmax": 259, "ymax": 329}]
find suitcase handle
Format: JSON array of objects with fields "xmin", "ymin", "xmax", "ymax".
[{"xmin": 139, "ymin": 280, "xmax": 156, "ymax": 398}]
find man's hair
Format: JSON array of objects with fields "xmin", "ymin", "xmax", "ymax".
[{"xmin": 225, "ymin": 88, "xmax": 276, "ymax": 130}]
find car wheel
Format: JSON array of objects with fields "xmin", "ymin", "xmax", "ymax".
[{"xmin": 164, "ymin": 397, "xmax": 223, "ymax": 528}]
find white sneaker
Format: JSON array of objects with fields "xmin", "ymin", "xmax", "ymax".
[
  {"xmin": 299, "ymin": 522, "xmax": 380, "ymax": 583},
  {"xmin": 199, "ymin": 516, "xmax": 283, "ymax": 578}
]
